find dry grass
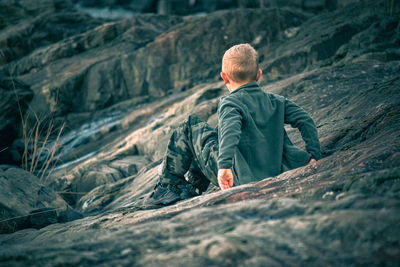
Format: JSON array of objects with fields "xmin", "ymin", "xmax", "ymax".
[
  {"xmin": 21, "ymin": 112, "xmax": 65, "ymax": 182},
  {"xmin": 10, "ymin": 76, "xmax": 65, "ymax": 182}
]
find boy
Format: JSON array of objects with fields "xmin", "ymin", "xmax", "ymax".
[{"xmin": 145, "ymin": 43, "xmax": 321, "ymax": 206}]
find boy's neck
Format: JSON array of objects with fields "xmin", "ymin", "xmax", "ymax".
[
  {"xmin": 221, "ymin": 69, "xmax": 262, "ymax": 93},
  {"xmin": 227, "ymin": 80, "xmax": 255, "ymax": 93}
]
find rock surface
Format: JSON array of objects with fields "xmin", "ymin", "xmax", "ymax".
[
  {"xmin": 0, "ymin": 77, "xmax": 33, "ymax": 164},
  {"xmin": 0, "ymin": 167, "xmax": 81, "ymax": 234},
  {"xmin": 0, "ymin": 0, "xmax": 399, "ymax": 265}
]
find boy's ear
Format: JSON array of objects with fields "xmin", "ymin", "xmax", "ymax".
[
  {"xmin": 256, "ymin": 69, "xmax": 262, "ymax": 81},
  {"xmin": 220, "ymin": 72, "xmax": 230, "ymax": 84}
]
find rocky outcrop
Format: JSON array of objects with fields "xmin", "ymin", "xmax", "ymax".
[
  {"xmin": 122, "ymin": 8, "xmax": 308, "ymax": 97},
  {"xmin": 0, "ymin": 77, "xmax": 33, "ymax": 164},
  {"xmin": 75, "ymin": 0, "xmax": 384, "ymax": 15},
  {"xmin": 259, "ymin": 2, "xmax": 400, "ymax": 82},
  {"xmin": 0, "ymin": 3, "xmax": 104, "ymax": 67},
  {"xmin": 6, "ymin": 14, "xmax": 183, "ymax": 116},
  {"xmin": 1, "ymin": 1, "xmax": 308, "ymax": 187},
  {"xmin": 0, "ymin": 0, "xmax": 74, "ymax": 30},
  {"xmin": 77, "ymin": 0, "xmax": 240, "ymax": 15},
  {"xmin": 0, "ymin": 165, "xmax": 399, "ymax": 265},
  {"xmin": 0, "ymin": 167, "xmax": 81, "ymax": 234},
  {"xmin": 0, "ymin": 0, "xmax": 399, "ymax": 265},
  {"xmin": 5, "ymin": 8, "xmax": 307, "ymax": 117}
]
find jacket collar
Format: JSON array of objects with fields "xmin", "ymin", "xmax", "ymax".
[{"xmin": 231, "ymin": 81, "xmax": 260, "ymax": 94}]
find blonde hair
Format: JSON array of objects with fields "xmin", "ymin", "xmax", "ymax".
[{"xmin": 222, "ymin": 43, "xmax": 259, "ymax": 83}]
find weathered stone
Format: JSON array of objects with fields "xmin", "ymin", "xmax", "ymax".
[
  {"xmin": 78, "ymin": 0, "xmax": 239, "ymax": 15},
  {"xmin": 0, "ymin": 77, "xmax": 33, "ymax": 164},
  {"xmin": 77, "ymin": 162, "xmax": 160, "ymax": 214},
  {"xmin": 77, "ymin": 165, "xmax": 121, "ymax": 191},
  {"xmin": 258, "ymin": 2, "xmax": 398, "ymax": 83},
  {"xmin": 109, "ymin": 155, "xmax": 151, "ymax": 177},
  {"xmin": 2, "ymin": 7, "xmax": 307, "ymax": 117},
  {"xmin": 11, "ymin": 15, "xmax": 183, "ymax": 116},
  {"xmin": 0, "ymin": 0, "xmax": 399, "ymax": 265},
  {"xmin": 0, "ymin": 165, "xmax": 399, "ymax": 265},
  {"xmin": 0, "ymin": 167, "xmax": 81, "ymax": 234},
  {"xmin": 0, "ymin": 7, "xmax": 104, "ymax": 68},
  {"xmin": 0, "ymin": 0, "xmax": 74, "ymax": 30},
  {"xmin": 124, "ymin": 8, "xmax": 307, "ymax": 98}
]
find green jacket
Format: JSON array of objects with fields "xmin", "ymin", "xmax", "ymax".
[{"xmin": 217, "ymin": 82, "xmax": 321, "ymax": 185}]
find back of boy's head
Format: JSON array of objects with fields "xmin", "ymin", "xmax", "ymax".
[{"xmin": 222, "ymin": 43, "xmax": 259, "ymax": 83}]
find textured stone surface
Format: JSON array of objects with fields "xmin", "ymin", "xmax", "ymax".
[
  {"xmin": 0, "ymin": 77, "xmax": 33, "ymax": 164},
  {"xmin": 0, "ymin": 0, "xmax": 399, "ymax": 265},
  {"xmin": 0, "ymin": 167, "xmax": 81, "ymax": 234}
]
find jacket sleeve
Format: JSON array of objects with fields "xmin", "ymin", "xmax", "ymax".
[
  {"xmin": 284, "ymin": 98, "xmax": 322, "ymax": 160},
  {"xmin": 217, "ymin": 102, "xmax": 243, "ymax": 169}
]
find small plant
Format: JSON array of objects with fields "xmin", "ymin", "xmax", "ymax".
[
  {"xmin": 20, "ymin": 112, "xmax": 65, "ymax": 182},
  {"xmin": 11, "ymin": 76, "xmax": 65, "ymax": 182}
]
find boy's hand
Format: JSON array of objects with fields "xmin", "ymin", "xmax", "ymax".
[
  {"xmin": 218, "ymin": 169, "xmax": 233, "ymax": 190},
  {"xmin": 308, "ymin": 158, "xmax": 317, "ymax": 164}
]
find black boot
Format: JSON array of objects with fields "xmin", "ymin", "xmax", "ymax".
[{"xmin": 144, "ymin": 182, "xmax": 198, "ymax": 207}]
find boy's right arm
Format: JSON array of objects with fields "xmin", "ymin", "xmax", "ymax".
[
  {"xmin": 218, "ymin": 103, "xmax": 243, "ymax": 169},
  {"xmin": 217, "ymin": 100, "xmax": 243, "ymax": 190},
  {"xmin": 284, "ymin": 98, "xmax": 322, "ymax": 160}
]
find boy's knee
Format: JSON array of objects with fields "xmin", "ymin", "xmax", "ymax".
[{"xmin": 185, "ymin": 114, "xmax": 202, "ymax": 126}]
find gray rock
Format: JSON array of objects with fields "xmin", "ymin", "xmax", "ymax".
[
  {"xmin": 0, "ymin": 77, "xmax": 33, "ymax": 164},
  {"xmin": 0, "ymin": 5, "xmax": 105, "ymax": 69},
  {"xmin": 0, "ymin": 0, "xmax": 399, "ymax": 265},
  {"xmin": 2, "ymin": 8, "xmax": 307, "ymax": 117},
  {"xmin": 110, "ymin": 155, "xmax": 151, "ymax": 177},
  {"xmin": 124, "ymin": 8, "xmax": 308, "ymax": 98},
  {"xmin": 0, "ymin": 168, "xmax": 82, "ymax": 234},
  {"xmin": 51, "ymin": 155, "xmax": 152, "ymax": 205},
  {"xmin": 0, "ymin": 0, "xmax": 74, "ymax": 30},
  {"xmin": 259, "ymin": 2, "xmax": 397, "ymax": 82},
  {"xmin": 0, "ymin": 166, "xmax": 399, "ymax": 265},
  {"xmin": 12, "ymin": 14, "xmax": 183, "ymax": 116}
]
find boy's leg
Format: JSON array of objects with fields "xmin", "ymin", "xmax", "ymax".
[
  {"xmin": 146, "ymin": 115, "xmax": 218, "ymax": 206},
  {"xmin": 187, "ymin": 160, "xmax": 211, "ymax": 194},
  {"xmin": 160, "ymin": 114, "xmax": 218, "ymax": 188}
]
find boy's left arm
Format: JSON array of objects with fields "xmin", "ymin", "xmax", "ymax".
[{"xmin": 284, "ymin": 98, "xmax": 322, "ymax": 160}]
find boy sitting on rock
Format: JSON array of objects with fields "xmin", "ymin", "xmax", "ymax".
[{"xmin": 145, "ymin": 43, "xmax": 321, "ymax": 206}]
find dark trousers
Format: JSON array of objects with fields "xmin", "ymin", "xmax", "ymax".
[{"xmin": 160, "ymin": 115, "xmax": 219, "ymax": 193}]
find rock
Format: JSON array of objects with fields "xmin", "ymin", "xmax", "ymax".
[
  {"xmin": 15, "ymin": 1, "xmax": 396, "ymax": 118},
  {"xmin": 75, "ymin": 0, "xmax": 376, "ymax": 15},
  {"xmin": 0, "ymin": 6, "xmax": 105, "ymax": 68},
  {"xmin": 2, "ymin": 8, "xmax": 307, "ymax": 117},
  {"xmin": 124, "ymin": 8, "xmax": 307, "ymax": 98},
  {"xmin": 52, "ymin": 155, "xmax": 152, "ymax": 205},
  {"xmin": 77, "ymin": 0, "xmax": 239, "ymax": 15},
  {"xmin": 0, "ymin": 0, "xmax": 74, "ymax": 30},
  {"xmin": 0, "ymin": 166, "xmax": 399, "ymax": 265},
  {"xmin": 155, "ymin": 0, "xmax": 238, "ymax": 15},
  {"xmin": 258, "ymin": 2, "xmax": 396, "ymax": 82},
  {"xmin": 28, "ymin": 208, "xmax": 58, "ymax": 229},
  {"xmin": 0, "ymin": 77, "xmax": 33, "ymax": 164},
  {"xmin": 0, "ymin": 0, "xmax": 400, "ymax": 265},
  {"xmin": 77, "ymin": 161, "xmax": 160, "ymax": 214},
  {"xmin": 335, "ymin": 15, "xmax": 400, "ymax": 64},
  {"xmin": 0, "ymin": 167, "xmax": 82, "ymax": 234},
  {"xmin": 74, "ymin": 59, "xmax": 400, "ymax": 216},
  {"xmin": 110, "ymin": 155, "xmax": 151, "ymax": 177},
  {"xmin": 11, "ymin": 14, "xmax": 183, "ymax": 116}
]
